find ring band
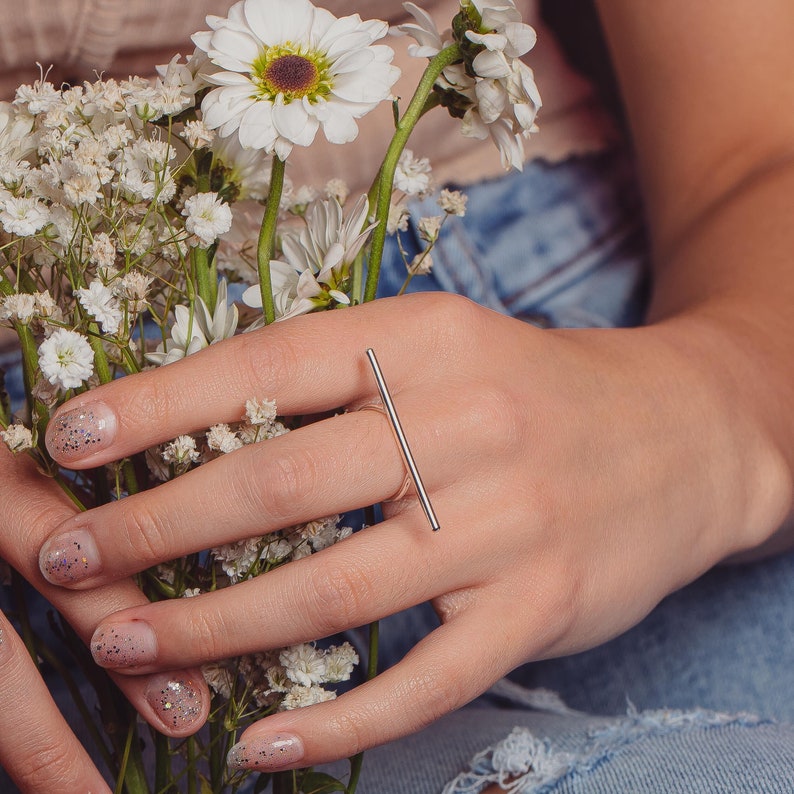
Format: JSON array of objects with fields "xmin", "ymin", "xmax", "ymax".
[
  {"xmin": 364, "ymin": 348, "xmax": 440, "ymax": 532},
  {"xmin": 357, "ymin": 404, "xmax": 413, "ymax": 500}
]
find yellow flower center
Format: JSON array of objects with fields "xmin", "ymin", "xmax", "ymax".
[{"xmin": 252, "ymin": 46, "xmax": 332, "ymax": 103}]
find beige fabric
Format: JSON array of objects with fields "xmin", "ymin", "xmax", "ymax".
[{"xmin": 0, "ymin": 0, "xmax": 618, "ymax": 188}]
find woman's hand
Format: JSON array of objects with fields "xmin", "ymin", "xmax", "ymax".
[
  {"xmin": 0, "ymin": 441, "xmax": 211, "ymax": 779},
  {"xmin": 0, "ymin": 609, "xmax": 112, "ymax": 794},
  {"xmin": 34, "ymin": 292, "xmax": 791, "ymax": 772}
]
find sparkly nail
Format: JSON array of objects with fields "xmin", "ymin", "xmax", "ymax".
[
  {"xmin": 46, "ymin": 403, "xmax": 116, "ymax": 462},
  {"xmin": 145, "ymin": 673, "xmax": 205, "ymax": 731},
  {"xmin": 227, "ymin": 734, "xmax": 305, "ymax": 771},
  {"xmin": 91, "ymin": 621, "xmax": 157, "ymax": 668},
  {"xmin": 40, "ymin": 529, "xmax": 100, "ymax": 585}
]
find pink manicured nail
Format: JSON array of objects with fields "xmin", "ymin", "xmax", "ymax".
[
  {"xmin": 46, "ymin": 403, "xmax": 116, "ymax": 462},
  {"xmin": 91, "ymin": 621, "xmax": 157, "ymax": 668},
  {"xmin": 227, "ymin": 733, "xmax": 305, "ymax": 771},
  {"xmin": 39, "ymin": 529, "xmax": 100, "ymax": 585},
  {"xmin": 145, "ymin": 673, "xmax": 205, "ymax": 731}
]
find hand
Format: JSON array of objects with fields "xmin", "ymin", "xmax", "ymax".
[
  {"xmin": 36, "ymin": 292, "xmax": 789, "ymax": 772},
  {"xmin": 0, "ymin": 609, "xmax": 111, "ymax": 794},
  {"xmin": 0, "ymin": 441, "xmax": 211, "ymax": 779}
]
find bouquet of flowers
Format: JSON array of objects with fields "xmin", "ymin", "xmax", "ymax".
[{"xmin": 0, "ymin": 0, "xmax": 540, "ymax": 791}]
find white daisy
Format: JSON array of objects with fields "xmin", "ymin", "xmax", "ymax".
[
  {"xmin": 242, "ymin": 195, "xmax": 373, "ymax": 321},
  {"xmin": 38, "ymin": 328, "xmax": 95, "ymax": 390},
  {"xmin": 147, "ymin": 279, "xmax": 238, "ymax": 365},
  {"xmin": 192, "ymin": 0, "xmax": 400, "ymax": 159}
]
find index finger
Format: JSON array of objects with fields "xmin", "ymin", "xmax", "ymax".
[{"xmin": 44, "ymin": 293, "xmax": 474, "ymax": 470}]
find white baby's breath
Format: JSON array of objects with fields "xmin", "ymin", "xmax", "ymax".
[
  {"xmin": 0, "ymin": 423, "xmax": 34, "ymax": 453},
  {"xmin": 182, "ymin": 191, "xmax": 233, "ymax": 247},
  {"xmin": 76, "ymin": 280, "xmax": 123, "ymax": 335},
  {"xmin": 394, "ymin": 149, "xmax": 433, "ymax": 196}
]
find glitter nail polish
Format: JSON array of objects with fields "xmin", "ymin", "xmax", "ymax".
[
  {"xmin": 91, "ymin": 621, "xmax": 157, "ymax": 668},
  {"xmin": 40, "ymin": 529, "xmax": 100, "ymax": 585},
  {"xmin": 145, "ymin": 673, "xmax": 205, "ymax": 731},
  {"xmin": 46, "ymin": 403, "xmax": 116, "ymax": 463},
  {"xmin": 227, "ymin": 733, "xmax": 305, "ymax": 771}
]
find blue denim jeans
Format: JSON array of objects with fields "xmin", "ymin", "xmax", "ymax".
[{"xmin": 5, "ymin": 147, "xmax": 794, "ymax": 792}]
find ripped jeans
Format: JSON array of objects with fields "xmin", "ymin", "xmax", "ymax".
[{"xmin": 337, "ymin": 148, "xmax": 794, "ymax": 793}]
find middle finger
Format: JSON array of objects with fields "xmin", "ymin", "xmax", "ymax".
[{"xmin": 39, "ymin": 397, "xmax": 467, "ymax": 589}]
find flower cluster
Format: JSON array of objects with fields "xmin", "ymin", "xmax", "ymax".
[{"xmin": 399, "ymin": 0, "xmax": 542, "ymax": 169}]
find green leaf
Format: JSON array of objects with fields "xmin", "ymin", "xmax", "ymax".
[{"xmin": 299, "ymin": 771, "xmax": 347, "ymax": 793}]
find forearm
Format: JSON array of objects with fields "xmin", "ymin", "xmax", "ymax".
[{"xmin": 646, "ymin": 158, "xmax": 794, "ymax": 555}]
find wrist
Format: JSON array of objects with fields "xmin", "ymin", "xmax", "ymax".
[{"xmin": 650, "ymin": 307, "xmax": 794, "ymax": 558}]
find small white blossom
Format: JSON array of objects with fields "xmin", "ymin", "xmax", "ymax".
[
  {"xmin": 161, "ymin": 435, "xmax": 200, "ymax": 466},
  {"xmin": 324, "ymin": 178, "xmax": 350, "ymax": 206},
  {"xmin": 438, "ymin": 189, "xmax": 468, "ymax": 216},
  {"xmin": 181, "ymin": 120, "xmax": 216, "ymax": 149},
  {"xmin": 202, "ymin": 662, "xmax": 235, "ymax": 699},
  {"xmin": 0, "ymin": 196, "xmax": 50, "ymax": 236},
  {"xmin": 89, "ymin": 233, "xmax": 117, "ymax": 270},
  {"xmin": 182, "ymin": 192, "xmax": 233, "ymax": 247},
  {"xmin": 279, "ymin": 644, "xmax": 328, "ymax": 687},
  {"xmin": 37, "ymin": 328, "xmax": 94, "ymax": 390},
  {"xmin": 280, "ymin": 684, "xmax": 336, "ymax": 711},
  {"xmin": 1, "ymin": 423, "xmax": 33, "ymax": 453},
  {"xmin": 418, "ymin": 215, "xmax": 443, "ymax": 243},
  {"xmin": 409, "ymin": 251, "xmax": 433, "ymax": 275},
  {"xmin": 76, "ymin": 280, "xmax": 123, "ymax": 334},
  {"xmin": 147, "ymin": 279, "xmax": 238, "ymax": 365},
  {"xmin": 394, "ymin": 149, "xmax": 432, "ymax": 196},
  {"xmin": 0, "ymin": 293, "xmax": 36, "ymax": 324},
  {"xmin": 114, "ymin": 270, "xmax": 153, "ymax": 314},
  {"xmin": 323, "ymin": 643, "xmax": 359, "ymax": 683},
  {"xmin": 387, "ymin": 196, "xmax": 410, "ymax": 235},
  {"xmin": 206, "ymin": 423, "xmax": 243, "ymax": 454},
  {"xmin": 245, "ymin": 397, "xmax": 278, "ymax": 427}
]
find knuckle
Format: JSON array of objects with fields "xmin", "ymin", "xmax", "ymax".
[
  {"xmin": 258, "ymin": 447, "xmax": 318, "ymax": 524},
  {"xmin": 117, "ymin": 498, "xmax": 173, "ymax": 565},
  {"xmin": 236, "ymin": 332, "xmax": 302, "ymax": 397},
  {"xmin": 324, "ymin": 709, "xmax": 368, "ymax": 755},
  {"xmin": 301, "ymin": 559, "xmax": 376, "ymax": 635},
  {"xmin": 184, "ymin": 601, "xmax": 232, "ymax": 661},
  {"xmin": 403, "ymin": 663, "xmax": 462, "ymax": 727},
  {"xmin": 458, "ymin": 382, "xmax": 525, "ymax": 458},
  {"xmin": 14, "ymin": 743, "xmax": 85, "ymax": 792},
  {"xmin": 116, "ymin": 374, "xmax": 174, "ymax": 433}
]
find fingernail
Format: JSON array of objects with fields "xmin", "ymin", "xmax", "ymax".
[
  {"xmin": 46, "ymin": 403, "xmax": 116, "ymax": 462},
  {"xmin": 40, "ymin": 529, "xmax": 100, "ymax": 585},
  {"xmin": 227, "ymin": 733, "xmax": 305, "ymax": 771},
  {"xmin": 91, "ymin": 621, "xmax": 157, "ymax": 668},
  {"xmin": 145, "ymin": 673, "xmax": 205, "ymax": 731}
]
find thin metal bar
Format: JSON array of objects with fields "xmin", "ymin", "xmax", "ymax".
[{"xmin": 365, "ymin": 348, "xmax": 440, "ymax": 532}]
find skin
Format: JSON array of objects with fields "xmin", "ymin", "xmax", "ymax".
[
  {"xmin": 4, "ymin": 0, "xmax": 794, "ymax": 788},
  {"xmin": 0, "ymin": 447, "xmax": 211, "ymax": 790}
]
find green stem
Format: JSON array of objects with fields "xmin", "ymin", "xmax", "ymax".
[
  {"xmin": 346, "ymin": 619, "xmax": 379, "ymax": 794},
  {"xmin": 154, "ymin": 731, "xmax": 171, "ymax": 794},
  {"xmin": 363, "ymin": 44, "xmax": 462, "ymax": 303},
  {"xmin": 257, "ymin": 156, "xmax": 287, "ymax": 325},
  {"xmin": 192, "ymin": 246, "xmax": 217, "ymax": 310}
]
